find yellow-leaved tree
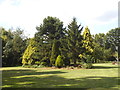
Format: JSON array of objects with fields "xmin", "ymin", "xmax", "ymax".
[
  {"xmin": 79, "ymin": 26, "xmax": 94, "ymax": 68},
  {"xmin": 22, "ymin": 38, "xmax": 37, "ymax": 65}
]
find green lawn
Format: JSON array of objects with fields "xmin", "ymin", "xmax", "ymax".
[{"xmin": 1, "ymin": 63, "xmax": 120, "ymax": 89}]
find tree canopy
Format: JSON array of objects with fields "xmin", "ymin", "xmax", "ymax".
[{"xmin": 1, "ymin": 17, "xmax": 119, "ymax": 68}]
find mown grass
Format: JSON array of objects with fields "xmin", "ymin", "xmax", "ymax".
[{"xmin": 1, "ymin": 63, "xmax": 120, "ymax": 89}]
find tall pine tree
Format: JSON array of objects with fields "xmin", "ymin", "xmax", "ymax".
[{"xmin": 66, "ymin": 18, "xmax": 83, "ymax": 65}]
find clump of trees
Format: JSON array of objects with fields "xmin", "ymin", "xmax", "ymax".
[
  {"xmin": 1, "ymin": 16, "xmax": 119, "ymax": 68},
  {"xmin": 0, "ymin": 28, "xmax": 28, "ymax": 66}
]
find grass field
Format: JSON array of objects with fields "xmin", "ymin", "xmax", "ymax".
[{"xmin": 1, "ymin": 63, "xmax": 120, "ymax": 89}]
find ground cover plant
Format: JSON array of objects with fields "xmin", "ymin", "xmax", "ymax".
[{"xmin": 1, "ymin": 63, "xmax": 119, "ymax": 89}]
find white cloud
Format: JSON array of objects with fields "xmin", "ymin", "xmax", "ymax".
[{"xmin": 0, "ymin": 0, "xmax": 119, "ymax": 37}]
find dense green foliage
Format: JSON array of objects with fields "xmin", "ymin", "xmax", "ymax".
[
  {"xmin": 50, "ymin": 40, "xmax": 60, "ymax": 66},
  {"xmin": 105, "ymin": 28, "xmax": 120, "ymax": 61},
  {"xmin": 1, "ymin": 16, "xmax": 119, "ymax": 67},
  {"xmin": 34, "ymin": 16, "xmax": 65, "ymax": 66},
  {"xmin": 1, "ymin": 28, "xmax": 27, "ymax": 66},
  {"xmin": 65, "ymin": 18, "xmax": 83, "ymax": 65},
  {"xmin": 55, "ymin": 55, "xmax": 64, "ymax": 68}
]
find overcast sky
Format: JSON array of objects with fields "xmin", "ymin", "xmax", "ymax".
[{"xmin": 0, "ymin": 0, "xmax": 119, "ymax": 37}]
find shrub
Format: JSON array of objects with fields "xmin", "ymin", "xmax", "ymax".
[
  {"xmin": 79, "ymin": 54, "xmax": 93, "ymax": 69},
  {"xmin": 55, "ymin": 55, "xmax": 64, "ymax": 68},
  {"xmin": 22, "ymin": 64, "xmax": 25, "ymax": 67},
  {"xmin": 35, "ymin": 61, "xmax": 41, "ymax": 65},
  {"xmin": 64, "ymin": 58, "xmax": 70, "ymax": 66},
  {"xmin": 40, "ymin": 62, "xmax": 47, "ymax": 66},
  {"xmin": 81, "ymin": 63, "xmax": 92, "ymax": 69},
  {"xmin": 38, "ymin": 65, "xmax": 45, "ymax": 68},
  {"xmin": 41, "ymin": 57, "xmax": 50, "ymax": 66},
  {"xmin": 31, "ymin": 65, "xmax": 38, "ymax": 68},
  {"xmin": 22, "ymin": 65, "xmax": 31, "ymax": 68}
]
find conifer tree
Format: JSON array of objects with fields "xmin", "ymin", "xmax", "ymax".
[
  {"xmin": 22, "ymin": 38, "xmax": 38, "ymax": 65},
  {"xmin": 36, "ymin": 16, "xmax": 65, "ymax": 66},
  {"xmin": 55, "ymin": 55, "xmax": 64, "ymax": 68},
  {"xmin": 80, "ymin": 26, "xmax": 94, "ymax": 63},
  {"xmin": 50, "ymin": 39, "xmax": 60, "ymax": 66},
  {"xmin": 82, "ymin": 26, "xmax": 94, "ymax": 55},
  {"xmin": 66, "ymin": 18, "xmax": 83, "ymax": 65}
]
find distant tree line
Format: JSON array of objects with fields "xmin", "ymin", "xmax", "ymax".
[{"xmin": 1, "ymin": 16, "xmax": 119, "ymax": 68}]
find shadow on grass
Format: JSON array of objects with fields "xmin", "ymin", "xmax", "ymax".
[
  {"xmin": 92, "ymin": 65, "xmax": 119, "ymax": 69},
  {"xmin": 2, "ymin": 69, "xmax": 119, "ymax": 89},
  {"xmin": 2, "ymin": 69, "xmax": 66, "ymax": 76}
]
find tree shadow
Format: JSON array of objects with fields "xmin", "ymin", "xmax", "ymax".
[
  {"xmin": 2, "ymin": 66, "xmax": 119, "ymax": 89},
  {"xmin": 2, "ymin": 69, "xmax": 67, "ymax": 89},
  {"xmin": 2, "ymin": 69, "xmax": 119, "ymax": 89},
  {"xmin": 92, "ymin": 65, "xmax": 119, "ymax": 69},
  {"xmin": 3, "ymin": 69, "xmax": 66, "ymax": 76}
]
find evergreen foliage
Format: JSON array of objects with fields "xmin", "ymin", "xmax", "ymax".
[
  {"xmin": 35, "ymin": 16, "xmax": 65, "ymax": 66},
  {"xmin": 50, "ymin": 40, "xmax": 60, "ymax": 66},
  {"xmin": 55, "ymin": 55, "xmax": 64, "ymax": 68},
  {"xmin": 1, "ymin": 28, "xmax": 27, "ymax": 66},
  {"xmin": 1, "ymin": 17, "xmax": 119, "ymax": 67},
  {"xmin": 66, "ymin": 18, "xmax": 83, "ymax": 65},
  {"xmin": 22, "ymin": 38, "xmax": 38, "ymax": 65},
  {"xmin": 82, "ymin": 26, "xmax": 94, "ymax": 55}
]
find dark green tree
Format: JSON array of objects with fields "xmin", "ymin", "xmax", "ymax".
[
  {"xmin": 11, "ymin": 28, "xmax": 27, "ymax": 66},
  {"xmin": 66, "ymin": 18, "xmax": 83, "ymax": 65},
  {"xmin": 94, "ymin": 33, "xmax": 106, "ymax": 47},
  {"xmin": 59, "ymin": 38, "xmax": 70, "ymax": 66},
  {"xmin": 105, "ymin": 28, "xmax": 120, "ymax": 62},
  {"xmin": 35, "ymin": 16, "xmax": 65, "ymax": 66},
  {"xmin": 92, "ymin": 41, "xmax": 112, "ymax": 63},
  {"xmin": 50, "ymin": 39, "xmax": 60, "ymax": 66},
  {"xmin": 1, "ymin": 28, "xmax": 27, "ymax": 66},
  {"xmin": 36, "ymin": 16, "xmax": 65, "ymax": 42}
]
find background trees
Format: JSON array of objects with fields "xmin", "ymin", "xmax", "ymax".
[
  {"xmin": 1, "ymin": 28, "xmax": 27, "ymax": 66},
  {"xmin": 105, "ymin": 28, "xmax": 120, "ymax": 61},
  {"xmin": 1, "ymin": 17, "xmax": 119, "ymax": 67},
  {"xmin": 92, "ymin": 28, "xmax": 120, "ymax": 63}
]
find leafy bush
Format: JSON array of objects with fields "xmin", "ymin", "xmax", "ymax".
[
  {"xmin": 55, "ymin": 55, "xmax": 64, "ymax": 68},
  {"xmin": 35, "ymin": 61, "xmax": 41, "ymax": 65},
  {"xmin": 38, "ymin": 65, "xmax": 45, "ymax": 68},
  {"xmin": 31, "ymin": 65, "xmax": 38, "ymax": 68},
  {"xmin": 79, "ymin": 53, "xmax": 94, "ymax": 69},
  {"xmin": 22, "ymin": 65, "xmax": 31, "ymax": 68},
  {"xmin": 41, "ymin": 57, "xmax": 50, "ymax": 66},
  {"xmin": 79, "ymin": 54, "xmax": 94, "ymax": 63},
  {"xmin": 22, "ymin": 64, "xmax": 25, "ymax": 67},
  {"xmin": 40, "ymin": 62, "xmax": 48, "ymax": 66},
  {"xmin": 63, "ymin": 57, "xmax": 70, "ymax": 66},
  {"xmin": 22, "ymin": 64, "xmax": 38, "ymax": 68},
  {"xmin": 81, "ymin": 63, "xmax": 92, "ymax": 69}
]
